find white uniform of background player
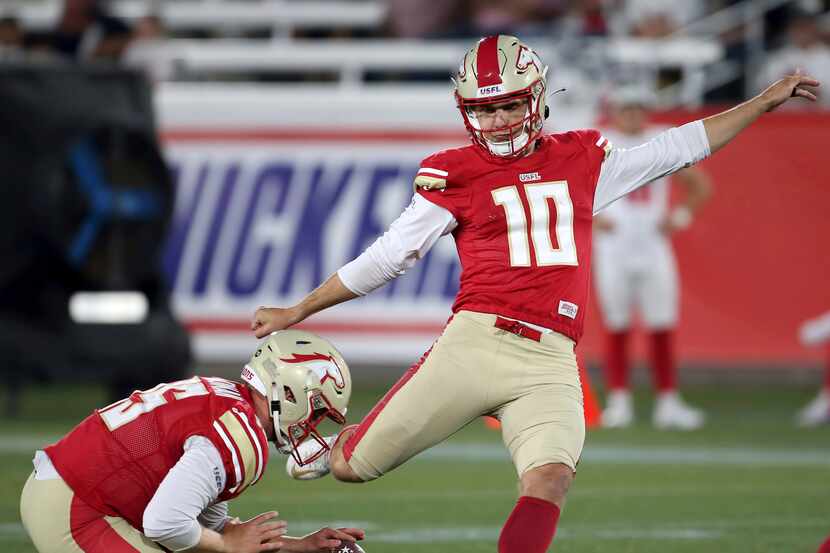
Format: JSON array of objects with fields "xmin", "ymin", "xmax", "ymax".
[
  {"xmin": 594, "ymin": 87, "xmax": 712, "ymax": 430},
  {"xmin": 796, "ymin": 311, "xmax": 830, "ymax": 426}
]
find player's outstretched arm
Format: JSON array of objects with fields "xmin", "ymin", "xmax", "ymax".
[
  {"xmin": 251, "ymin": 274, "xmax": 358, "ymax": 338},
  {"xmin": 703, "ymin": 73, "xmax": 819, "ymax": 153},
  {"xmin": 251, "ymin": 194, "xmax": 455, "ymax": 338}
]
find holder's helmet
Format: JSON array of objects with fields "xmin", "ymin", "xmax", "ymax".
[
  {"xmin": 454, "ymin": 35, "xmax": 549, "ymax": 159},
  {"xmin": 241, "ymin": 330, "xmax": 351, "ymax": 466}
]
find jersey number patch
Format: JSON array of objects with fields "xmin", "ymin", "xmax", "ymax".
[
  {"xmin": 98, "ymin": 377, "xmax": 210, "ymax": 431},
  {"xmin": 492, "ymin": 181, "xmax": 578, "ymax": 267}
]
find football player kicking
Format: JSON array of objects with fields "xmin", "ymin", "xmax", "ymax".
[
  {"xmin": 19, "ymin": 331, "xmax": 365, "ymax": 553},
  {"xmin": 252, "ymin": 35, "xmax": 819, "ymax": 553}
]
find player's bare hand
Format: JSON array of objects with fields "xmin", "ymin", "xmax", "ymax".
[
  {"xmin": 759, "ymin": 72, "xmax": 820, "ymax": 111},
  {"xmin": 222, "ymin": 511, "xmax": 287, "ymax": 552},
  {"xmin": 272, "ymin": 526, "xmax": 365, "ymax": 552},
  {"xmin": 251, "ymin": 306, "xmax": 300, "ymax": 338},
  {"xmin": 220, "ymin": 517, "xmax": 243, "ymax": 532}
]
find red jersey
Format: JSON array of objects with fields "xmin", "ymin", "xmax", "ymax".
[
  {"xmin": 415, "ymin": 130, "xmax": 609, "ymax": 342},
  {"xmin": 45, "ymin": 376, "xmax": 269, "ymax": 532}
]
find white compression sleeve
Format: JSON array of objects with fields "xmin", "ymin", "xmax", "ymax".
[
  {"xmin": 337, "ymin": 194, "xmax": 457, "ymax": 296},
  {"xmin": 594, "ymin": 120, "xmax": 711, "ymax": 214},
  {"xmin": 142, "ymin": 436, "xmax": 227, "ymax": 551},
  {"xmin": 198, "ymin": 501, "xmax": 229, "ymax": 533}
]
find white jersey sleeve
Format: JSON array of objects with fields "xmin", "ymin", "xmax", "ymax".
[
  {"xmin": 593, "ymin": 120, "xmax": 710, "ymax": 214},
  {"xmin": 198, "ymin": 501, "xmax": 230, "ymax": 533},
  {"xmin": 142, "ymin": 436, "xmax": 227, "ymax": 551},
  {"xmin": 337, "ymin": 193, "xmax": 457, "ymax": 296}
]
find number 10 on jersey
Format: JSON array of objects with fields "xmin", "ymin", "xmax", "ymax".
[{"xmin": 492, "ymin": 181, "xmax": 578, "ymax": 267}]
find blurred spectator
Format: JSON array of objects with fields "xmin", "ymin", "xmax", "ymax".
[
  {"xmin": 133, "ymin": 14, "xmax": 165, "ymax": 42},
  {"xmin": 52, "ymin": 0, "xmax": 99, "ymax": 57},
  {"xmin": 386, "ymin": 0, "xmax": 568, "ymax": 40},
  {"xmin": 0, "ymin": 16, "xmax": 24, "ymax": 52},
  {"xmin": 557, "ymin": 0, "xmax": 615, "ymax": 40},
  {"xmin": 756, "ymin": 11, "xmax": 830, "ymax": 106},
  {"xmin": 51, "ymin": 0, "xmax": 133, "ymax": 62},
  {"xmin": 571, "ymin": 0, "xmax": 611, "ymax": 37},
  {"xmin": 23, "ymin": 31, "xmax": 61, "ymax": 60},
  {"xmin": 465, "ymin": 0, "xmax": 565, "ymax": 38},
  {"xmin": 616, "ymin": 0, "xmax": 705, "ymax": 38},
  {"xmin": 125, "ymin": 15, "xmax": 176, "ymax": 82},
  {"xmin": 89, "ymin": 15, "xmax": 133, "ymax": 61},
  {"xmin": 384, "ymin": 0, "xmax": 466, "ymax": 38}
]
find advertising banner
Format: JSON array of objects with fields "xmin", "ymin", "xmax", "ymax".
[{"xmin": 158, "ymin": 88, "xmax": 829, "ymax": 367}]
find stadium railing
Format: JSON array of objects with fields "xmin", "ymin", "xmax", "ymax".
[
  {"xmin": 137, "ymin": 37, "xmax": 723, "ymax": 106},
  {"xmin": 10, "ymin": 0, "xmax": 386, "ymax": 35}
]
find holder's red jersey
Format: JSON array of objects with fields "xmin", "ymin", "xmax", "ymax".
[
  {"xmin": 415, "ymin": 130, "xmax": 609, "ymax": 342},
  {"xmin": 45, "ymin": 376, "xmax": 269, "ymax": 532}
]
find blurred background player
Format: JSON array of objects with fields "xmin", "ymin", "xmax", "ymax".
[
  {"xmin": 19, "ymin": 330, "xmax": 365, "ymax": 553},
  {"xmin": 796, "ymin": 310, "xmax": 830, "ymax": 426},
  {"xmin": 593, "ymin": 86, "xmax": 713, "ymax": 430}
]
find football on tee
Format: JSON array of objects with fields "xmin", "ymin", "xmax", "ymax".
[{"xmin": 330, "ymin": 542, "xmax": 366, "ymax": 553}]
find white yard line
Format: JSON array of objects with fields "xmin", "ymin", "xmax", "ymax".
[
  {"xmin": 358, "ymin": 526, "xmax": 725, "ymax": 543},
  {"xmin": 3, "ymin": 435, "xmax": 829, "ymax": 466},
  {"xmin": 4, "ymin": 518, "xmax": 827, "ymax": 545},
  {"xmin": 418, "ymin": 443, "xmax": 830, "ymax": 466},
  {"xmin": 0, "ymin": 521, "xmax": 722, "ymax": 543}
]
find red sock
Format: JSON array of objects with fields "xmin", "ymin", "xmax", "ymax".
[
  {"xmin": 649, "ymin": 330, "xmax": 676, "ymax": 392},
  {"xmin": 817, "ymin": 535, "xmax": 830, "ymax": 553},
  {"xmin": 498, "ymin": 496, "xmax": 560, "ymax": 553},
  {"xmin": 605, "ymin": 330, "xmax": 630, "ymax": 390}
]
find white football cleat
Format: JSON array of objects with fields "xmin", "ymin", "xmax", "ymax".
[
  {"xmin": 799, "ymin": 312, "xmax": 830, "ymax": 346},
  {"xmin": 285, "ymin": 436, "xmax": 335, "ymax": 480},
  {"xmin": 796, "ymin": 390, "xmax": 830, "ymax": 427},
  {"xmin": 652, "ymin": 392, "xmax": 705, "ymax": 430},
  {"xmin": 602, "ymin": 390, "xmax": 634, "ymax": 428}
]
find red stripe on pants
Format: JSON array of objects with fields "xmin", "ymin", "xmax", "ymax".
[
  {"xmin": 343, "ymin": 346, "xmax": 434, "ymax": 462},
  {"xmin": 824, "ymin": 343, "xmax": 830, "ymax": 390},
  {"xmin": 70, "ymin": 495, "xmax": 139, "ymax": 553}
]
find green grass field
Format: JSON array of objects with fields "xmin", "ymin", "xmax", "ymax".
[{"xmin": 2, "ymin": 381, "xmax": 829, "ymax": 552}]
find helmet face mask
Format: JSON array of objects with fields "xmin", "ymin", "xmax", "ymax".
[
  {"xmin": 242, "ymin": 330, "xmax": 351, "ymax": 466},
  {"xmin": 460, "ymin": 88, "xmax": 542, "ymax": 157},
  {"xmin": 454, "ymin": 35, "xmax": 548, "ymax": 160},
  {"xmin": 282, "ymin": 389, "xmax": 346, "ymax": 466}
]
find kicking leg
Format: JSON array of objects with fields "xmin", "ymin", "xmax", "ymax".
[{"xmin": 289, "ymin": 312, "xmax": 495, "ymax": 483}]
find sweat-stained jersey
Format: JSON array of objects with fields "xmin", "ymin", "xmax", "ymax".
[
  {"xmin": 44, "ymin": 376, "xmax": 268, "ymax": 532},
  {"xmin": 415, "ymin": 130, "xmax": 610, "ymax": 342}
]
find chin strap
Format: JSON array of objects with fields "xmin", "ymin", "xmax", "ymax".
[
  {"xmin": 487, "ymin": 129, "xmax": 530, "ymax": 156},
  {"xmin": 270, "ymin": 382, "xmax": 291, "ymax": 453}
]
